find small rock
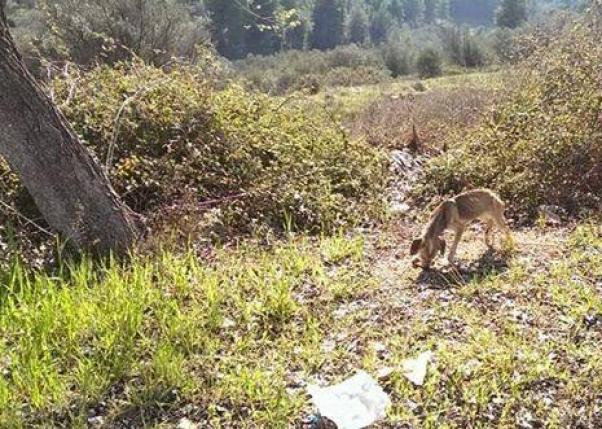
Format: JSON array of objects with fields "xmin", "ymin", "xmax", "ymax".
[
  {"xmin": 87, "ymin": 416, "xmax": 104, "ymax": 427},
  {"xmin": 221, "ymin": 318, "xmax": 236, "ymax": 329},
  {"xmin": 390, "ymin": 202, "xmax": 410, "ymax": 214},
  {"xmin": 372, "ymin": 342, "xmax": 388, "ymax": 358},
  {"xmin": 177, "ymin": 417, "xmax": 199, "ymax": 429},
  {"xmin": 376, "ymin": 367, "xmax": 395, "ymax": 381},
  {"xmin": 402, "ymin": 351, "xmax": 433, "ymax": 386}
]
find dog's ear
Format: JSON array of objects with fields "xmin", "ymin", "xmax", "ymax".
[
  {"xmin": 439, "ymin": 238, "xmax": 446, "ymax": 256},
  {"xmin": 410, "ymin": 238, "xmax": 422, "ymax": 255}
]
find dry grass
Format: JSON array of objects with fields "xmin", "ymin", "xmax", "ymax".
[{"xmin": 356, "ymin": 74, "xmax": 505, "ymax": 149}]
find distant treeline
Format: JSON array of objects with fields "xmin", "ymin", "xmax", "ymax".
[
  {"xmin": 6, "ymin": 0, "xmax": 584, "ymax": 65},
  {"xmin": 208, "ymin": 0, "xmax": 503, "ymax": 59},
  {"xmin": 206, "ymin": 0, "xmax": 584, "ymax": 59}
]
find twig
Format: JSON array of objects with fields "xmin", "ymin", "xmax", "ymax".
[
  {"xmin": 60, "ymin": 65, "xmax": 81, "ymax": 109},
  {"xmin": 0, "ymin": 200, "xmax": 55, "ymax": 237},
  {"xmin": 106, "ymin": 76, "xmax": 170, "ymax": 172},
  {"xmin": 232, "ymin": 0, "xmax": 275, "ymax": 24}
]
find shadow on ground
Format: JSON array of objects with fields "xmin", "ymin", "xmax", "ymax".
[{"xmin": 414, "ymin": 248, "xmax": 509, "ymax": 288}]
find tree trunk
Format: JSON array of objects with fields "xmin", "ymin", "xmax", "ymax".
[{"xmin": 0, "ymin": 1, "xmax": 138, "ymax": 255}]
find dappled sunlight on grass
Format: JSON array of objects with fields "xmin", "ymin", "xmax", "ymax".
[{"xmin": 0, "ymin": 222, "xmax": 599, "ymax": 427}]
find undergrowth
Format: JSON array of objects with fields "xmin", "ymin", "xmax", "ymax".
[
  {"xmin": 0, "ymin": 234, "xmax": 371, "ymax": 428},
  {"xmin": 0, "ymin": 59, "xmax": 387, "ymax": 251},
  {"xmin": 0, "ymin": 223, "xmax": 600, "ymax": 428},
  {"xmin": 421, "ymin": 24, "xmax": 602, "ymax": 219}
]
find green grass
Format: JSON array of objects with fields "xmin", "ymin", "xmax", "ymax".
[
  {"xmin": 0, "ymin": 235, "xmax": 371, "ymax": 428},
  {"xmin": 0, "ymin": 225, "xmax": 600, "ymax": 428}
]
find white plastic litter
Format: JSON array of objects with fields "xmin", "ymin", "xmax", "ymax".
[
  {"xmin": 307, "ymin": 370, "xmax": 390, "ymax": 429},
  {"xmin": 176, "ymin": 418, "xmax": 199, "ymax": 429},
  {"xmin": 401, "ymin": 351, "xmax": 433, "ymax": 386}
]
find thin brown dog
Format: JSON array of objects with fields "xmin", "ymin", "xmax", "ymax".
[{"xmin": 410, "ymin": 189, "xmax": 513, "ymax": 268}]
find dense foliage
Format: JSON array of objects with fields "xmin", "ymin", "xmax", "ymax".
[
  {"xmin": 416, "ymin": 47, "xmax": 443, "ymax": 77},
  {"xmin": 46, "ymin": 60, "xmax": 386, "ymax": 237},
  {"xmin": 6, "ymin": 0, "xmax": 584, "ymax": 65},
  {"xmin": 234, "ymin": 44, "xmax": 392, "ymax": 94},
  {"xmin": 7, "ymin": 0, "xmax": 209, "ymax": 66},
  {"xmin": 495, "ymin": 0, "xmax": 528, "ymax": 28},
  {"xmin": 423, "ymin": 23, "xmax": 602, "ymax": 218},
  {"xmin": 234, "ymin": 24, "xmax": 509, "ymax": 94}
]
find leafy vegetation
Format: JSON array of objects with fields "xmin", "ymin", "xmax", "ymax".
[
  {"xmin": 496, "ymin": 0, "xmax": 528, "ymax": 28},
  {"xmin": 7, "ymin": 0, "xmax": 582, "ymax": 69},
  {"xmin": 422, "ymin": 24, "xmax": 602, "ymax": 218},
  {"xmin": 1, "ymin": 2, "xmax": 601, "ymax": 428},
  {"xmin": 48, "ymin": 60, "xmax": 386, "ymax": 237},
  {"xmin": 234, "ymin": 44, "xmax": 391, "ymax": 94},
  {"xmin": 416, "ymin": 47, "xmax": 443, "ymax": 78}
]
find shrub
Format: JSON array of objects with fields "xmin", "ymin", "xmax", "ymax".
[
  {"xmin": 40, "ymin": 0, "xmax": 209, "ymax": 65},
  {"xmin": 350, "ymin": 85, "xmax": 496, "ymax": 149},
  {"xmin": 235, "ymin": 45, "xmax": 389, "ymax": 94},
  {"xmin": 45, "ymin": 60, "xmax": 387, "ymax": 237},
  {"xmin": 440, "ymin": 26, "xmax": 486, "ymax": 69},
  {"xmin": 416, "ymin": 48, "xmax": 442, "ymax": 79},
  {"xmin": 422, "ymin": 25, "xmax": 602, "ymax": 219},
  {"xmin": 323, "ymin": 65, "xmax": 391, "ymax": 87},
  {"xmin": 381, "ymin": 42, "xmax": 412, "ymax": 78}
]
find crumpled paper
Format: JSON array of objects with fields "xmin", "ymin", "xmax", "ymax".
[
  {"xmin": 307, "ymin": 370, "xmax": 390, "ymax": 429},
  {"xmin": 401, "ymin": 351, "xmax": 433, "ymax": 386}
]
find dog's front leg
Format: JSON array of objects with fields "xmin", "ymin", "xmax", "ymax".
[
  {"xmin": 448, "ymin": 226, "xmax": 465, "ymax": 264},
  {"xmin": 484, "ymin": 219, "xmax": 494, "ymax": 247}
]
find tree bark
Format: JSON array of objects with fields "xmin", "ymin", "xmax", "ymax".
[{"xmin": 0, "ymin": 1, "xmax": 138, "ymax": 255}]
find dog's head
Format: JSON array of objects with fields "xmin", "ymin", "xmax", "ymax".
[{"xmin": 410, "ymin": 236, "xmax": 446, "ymax": 268}]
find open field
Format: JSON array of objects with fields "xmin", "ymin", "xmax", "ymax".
[
  {"xmin": 306, "ymin": 70, "xmax": 507, "ymax": 119},
  {"xmin": 0, "ymin": 219, "xmax": 600, "ymax": 428}
]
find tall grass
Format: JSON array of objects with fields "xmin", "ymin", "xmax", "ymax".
[{"xmin": 0, "ymin": 235, "xmax": 369, "ymax": 427}]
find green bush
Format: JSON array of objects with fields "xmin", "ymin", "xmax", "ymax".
[
  {"xmin": 441, "ymin": 26, "xmax": 486, "ymax": 68},
  {"xmin": 47, "ymin": 60, "xmax": 386, "ymax": 236},
  {"xmin": 416, "ymin": 48, "xmax": 443, "ymax": 79},
  {"xmin": 235, "ymin": 45, "xmax": 390, "ymax": 94},
  {"xmin": 381, "ymin": 42, "xmax": 412, "ymax": 77},
  {"xmin": 422, "ymin": 25, "xmax": 602, "ymax": 218}
]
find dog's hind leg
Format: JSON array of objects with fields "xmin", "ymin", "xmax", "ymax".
[{"xmin": 448, "ymin": 225, "xmax": 465, "ymax": 265}]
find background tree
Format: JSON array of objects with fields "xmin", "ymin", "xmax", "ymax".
[
  {"xmin": 403, "ymin": 0, "xmax": 426, "ymax": 26},
  {"xmin": 206, "ymin": 0, "xmax": 248, "ymax": 59},
  {"xmin": 41, "ymin": 0, "xmax": 207, "ymax": 65},
  {"xmin": 416, "ymin": 46, "xmax": 442, "ymax": 77},
  {"xmin": 311, "ymin": 0, "xmax": 344, "ymax": 50},
  {"xmin": 388, "ymin": 0, "xmax": 405, "ymax": 23},
  {"xmin": 496, "ymin": 0, "xmax": 528, "ymax": 28},
  {"xmin": 424, "ymin": 0, "xmax": 438, "ymax": 22},
  {"xmin": 450, "ymin": 0, "xmax": 498, "ymax": 25},
  {"xmin": 436, "ymin": 0, "xmax": 450, "ymax": 20},
  {"xmin": 381, "ymin": 32, "xmax": 412, "ymax": 76},
  {"xmin": 245, "ymin": 0, "xmax": 280, "ymax": 56},
  {"xmin": 280, "ymin": 0, "xmax": 308, "ymax": 49},
  {"xmin": 369, "ymin": 4, "xmax": 393, "ymax": 44},
  {"xmin": 347, "ymin": 2, "xmax": 370, "ymax": 45},
  {"xmin": 0, "ymin": 0, "xmax": 138, "ymax": 254}
]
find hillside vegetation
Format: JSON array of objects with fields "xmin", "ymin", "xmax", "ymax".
[
  {"xmin": 421, "ymin": 21, "xmax": 602, "ymax": 219},
  {"xmin": 0, "ymin": 57, "xmax": 386, "ymax": 259},
  {"xmin": 0, "ymin": 2, "xmax": 601, "ymax": 429}
]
